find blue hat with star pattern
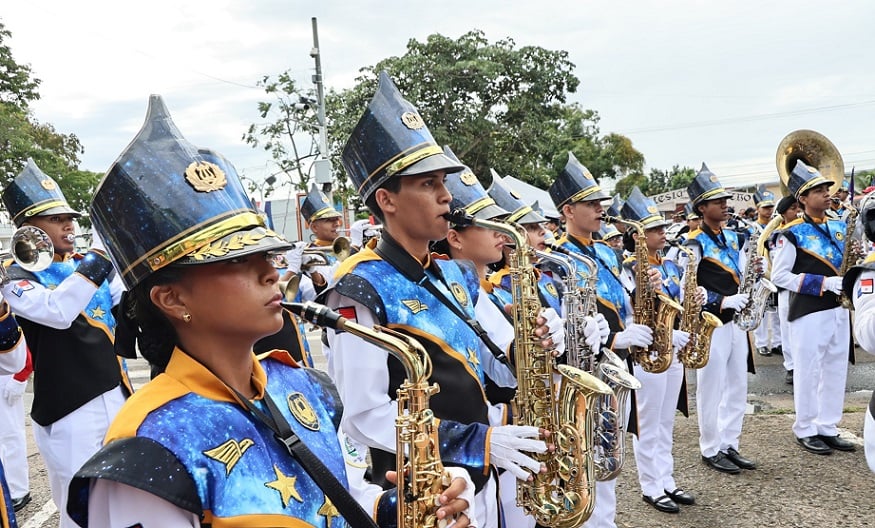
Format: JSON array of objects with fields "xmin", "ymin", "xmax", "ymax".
[
  {"xmin": 90, "ymin": 95, "xmax": 291, "ymax": 289},
  {"xmin": 621, "ymin": 186, "xmax": 670, "ymax": 229},
  {"xmin": 687, "ymin": 163, "xmax": 731, "ymax": 206},
  {"xmin": 442, "ymin": 146, "xmax": 508, "ymax": 224},
  {"xmin": 787, "ymin": 159, "xmax": 831, "ymax": 199},
  {"xmin": 300, "ymin": 183, "xmax": 342, "ymax": 223},
  {"xmin": 3, "ymin": 158, "xmax": 80, "ymax": 227},
  {"xmin": 487, "ymin": 169, "xmax": 545, "ymax": 225},
  {"xmin": 549, "ymin": 152, "xmax": 609, "ymax": 209}
]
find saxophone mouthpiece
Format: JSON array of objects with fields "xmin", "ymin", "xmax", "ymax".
[
  {"xmin": 283, "ymin": 301, "xmax": 346, "ymax": 330},
  {"xmin": 64, "ymin": 234, "xmax": 76, "ymax": 243},
  {"xmin": 443, "ymin": 209, "xmax": 474, "ymax": 226}
]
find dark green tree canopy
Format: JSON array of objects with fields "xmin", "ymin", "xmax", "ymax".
[{"xmin": 613, "ymin": 164, "xmax": 696, "ymax": 199}]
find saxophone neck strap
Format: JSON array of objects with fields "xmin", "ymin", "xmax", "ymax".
[
  {"xmin": 375, "ymin": 232, "xmax": 510, "ymax": 366},
  {"xmin": 233, "ymin": 387, "xmax": 379, "ymax": 528}
]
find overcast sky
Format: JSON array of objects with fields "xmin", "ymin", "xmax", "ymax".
[{"xmin": 4, "ymin": 0, "xmax": 874, "ymax": 196}]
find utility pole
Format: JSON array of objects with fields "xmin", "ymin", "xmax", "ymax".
[{"xmin": 310, "ymin": 17, "xmax": 333, "ymax": 203}]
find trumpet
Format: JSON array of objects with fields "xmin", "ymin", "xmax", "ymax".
[
  {"xmin": 300, "ymin": 236, "xmax": 351, "ymax": 270},
  {"xmin": 0, "ymin": 226, "xmax": 55, "ymax": 283}
]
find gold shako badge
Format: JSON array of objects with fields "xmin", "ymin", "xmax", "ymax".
[
  {"xmin": 40, "ymin": 179, "xmax": 57, "ymax": 190},
  {"xmin": 401, "ymin": 111, "xmax": 425, "ymax": 130},
  {"xmin": 184, "ymin": 161, "xmax": 227, "ymax": 192}
]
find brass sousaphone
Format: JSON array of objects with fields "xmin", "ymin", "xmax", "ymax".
[{"xmin": 776, "ymin": 129, "xmax": 844, "ymax": 194}]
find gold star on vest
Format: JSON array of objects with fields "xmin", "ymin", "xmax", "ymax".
[
  {"xmin": 90, "ymin": 306, "xmax": 106, "ymax": 319},
  {"xmin": 467, "ymin": 347, "xmax": 480, "ymax": 367},
  {"xmin": 265, "ymin": 464, "xmax": 303, "ymax": 507},
  {"xmin": 203, "ymin": 438, "xmax": 254, "ymax": 476},
  {"xmin": 318, "ymin": 496, "xmax": 340, "ymax": 525}
]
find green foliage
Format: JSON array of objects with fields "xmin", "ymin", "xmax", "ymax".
[
  {"xmin": 613, "ymin": 164, "xmax": 696, "ymax": 199},
  {"xmin": 0, "ymin": 21, "xmax": 40, "ymax": 110}
]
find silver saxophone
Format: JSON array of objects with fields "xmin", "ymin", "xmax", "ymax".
[
  {"xmin": 545, "ymin": 243, "xmax": 641, "ymax": 481},
  {"xmin": 731, "ymin": 214, "xmax": 778, "ymax": 331}
]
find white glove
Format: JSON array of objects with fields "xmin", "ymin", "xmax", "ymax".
[
  {"xmin": 3, "ymin": 378, "xmax": 26, "ymax": 405},
  {"xmin": 581, "ymin": 316, "xmax": 601, "ymax": 351},
  {"xmin": 442, "ymin": 466, "xmax": 477, "ymax": 527},
  {"xmin": 349, "ymin": 219, "xmax": 370, "ymax": 248},
  {"xmin": 823, "ymin": 276, "xmax": 844, "ymax": 295},
  {"xmin": 594, "ymin": 313, "xmax": 610, "ymax": 344},
  {"xmin": 612, "ymin": 323, "xmax": 653, "ymax": 349},
  {"xmin": 721, "ymin": 293, "xmax": 750, "ymax": 311},
  {"xmin": 672, "ymin": 329, "xmax": 691, "ymax": 350},
  {"xmin": 489, "ymin": 425, "xmax": 547, "ymax": 481},
  {"xmin": 90, "ymin": 230, "xmax": 106, "ymax": 253},
  {"xmin": 285, "ymin": 241, "xmax": 307, "ymax": 274},
  {"xmin": 539, "ymin": 307, "xmax": 565, "ymax": 355}
]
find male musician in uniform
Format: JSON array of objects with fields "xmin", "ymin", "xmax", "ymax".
[
  {"xmin": 683, "ymin": 163, "xmax": 757, "ymax": 474},
  {"xmin": 0, "ymin": 294, "xmax": 27, "ymax": 527},
  {"xmin": 771, "ymin": 160, "xmax": 856, "ymax": 455},
  {"xmin": 772, "ymin": 195, "xmax": 801, "ymax": 385},
  {"xmin": 842, "ymin": 195, "xmax": 875, "ymax": 472},
  {"xmin": 324, "ymin": 72, "xmax": 560, "ymax": 528},
  {"xmin": 287, "ymin": 183, "xmax": 345, "ymax": 300},
  {"xmin": 751, "ymin": 186, "xmax": 782, "ymax": 357},
  {"xmin": 0, "ymin": 159, "xmax": 128, "ymax": 528},
  {"xmin": 549, "ymin": 153, "xmax": 654, "ymax": 528}
]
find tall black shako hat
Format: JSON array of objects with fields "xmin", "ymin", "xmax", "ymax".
[
  {"xmin": 300, "ymin": 183, "xmax": 342, "ymax": 223},
  {"xmin": 487, "ymin": 169, "xmax": 545, "ymax": 225},
  {"xmin": 787, "ymin": 159, "xmax": 831, "ymax": 199},
  {"xmin": 753, "ymin": 185, "xmax": 775, "ymax": 208},
  {"xmin": 442, "ymin": 146, "xmax": 507, "ymax": 224},
  {"xmin": 90, "ymin": 95, "xmax": 291, "ymax": 290},
  {"xmin": 3, "ymin": 158, "xmax": 80, "ymax": 227},
  {"xmin": 549, "ymin": 152, "xmax": 609, "ymax": 209},
  {"xmin": 621, "ymin": 186, "xmax": 670, "ymax": 229},
  {"xmin": 342, "ymin": 71, "xmax": 464, "ymax": 204},
  {"xmin": 687, "ymin": 163, "xmax": 731, "ymax": 206}
]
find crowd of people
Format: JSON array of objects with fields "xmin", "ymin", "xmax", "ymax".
[{"xmin": 0, "ymin": 70, "xmax": 872, "ymax": 528}]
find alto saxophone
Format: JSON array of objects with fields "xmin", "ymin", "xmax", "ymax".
[
  {"xmin": 731, "ymin": 214, "xmax": 778, "ymax": 331},
  {"xmin": 287, "ymin": 301, "xmax": 447, "ymax": 528},
  {"xmin": 604, "ymin": 215, "xmax": 683, "ymax": 373},
  {"xmin": 673, "ymin": 242, "xmax": 723, "ymax": 369},
  {"xmin": 544, "ymin": 243, "xmax": 641, "ymax": 482},
  {"xmin": 448, "ymin": 210, "xmax": 611, "ymax": 528},
  {"xmin": 838, "ymin": 205, "xmax": 863, "ymax": 309}
]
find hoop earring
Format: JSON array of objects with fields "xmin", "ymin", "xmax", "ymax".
[{"xmin": 182, "ymin": 312, "xmax": 192, "ymax": 323}]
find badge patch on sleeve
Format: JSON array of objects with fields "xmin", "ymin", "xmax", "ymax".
[
  {"xmin": 337, "ymin": 306, "xmax": 357, "ymax": 323},
  {"xmin": 859, "ymin": 278, "xmax": 873, "ymax": 297},
  {"xmin": 10, "ymin": 280, "xmax": 33, "ymax": 297}
]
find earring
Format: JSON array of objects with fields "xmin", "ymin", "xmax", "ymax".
[{"xmin": 182, "ymin": 312, "xmax": 192, "ymax": 323}]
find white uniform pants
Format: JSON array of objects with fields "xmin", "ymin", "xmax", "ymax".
[
  {"xmin": 788, "ymin": 308, "xmax": 849, "ymax": 438},
  {"xmin": 753, "ymin": 305, "xmax": 781, "ymax": 349},
  {"xmin": 33, "ymin": 386, "xmax": 125, "ymax": 528},
  {"xmin": 696, "ymin": 322, "xmax": 749, "ymax": 457},
  {"xmin": 778, "ymin": 290, "xmax": 793, "ymax": 371},
  {"xmin": 0, "ymin": 375, "xmax": 28, "ymax": 499},
  {"xmin": 581, "ymin": 478, "xmax": 617, "ymax": 528},
  {"xmin": 632, "ymin": 357, "xmax": 684, "ymax": 497},
  {"xmin": 865, "ymin": 402, "xmax": 875, "ymax": 474},
  {"xmin": 498, "ymin": 469, "xmax": 534, "ymax": 528}
]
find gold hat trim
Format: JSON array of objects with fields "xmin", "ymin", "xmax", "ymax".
[
  {"xmin": 18, "ymin": 200, "xmax": 71, "ymax": 222},
  {"xmin": 795, "ymin": 175, "xmax": 829, "ymax": 198},
  {"xmin": 358, "ymin": 144, "xmax": 444, "ymax": 194},
  {"xmin": 310, "ymin": 206, "xmax": 342, "ymax": 222},
  {"xmin": 694, "ymin": 186, "xmax": 729, "ymax": 204},
  {"xmin": 507, "ymin": 206, "xmax": 534, "ymax": 224},
  {"xmin": 465, "ymin": 197, "xmax": 496, "ymax": 216},
  {"xmin": 122, "ymin": 211, "xmax": 265, "ymax": 278},
  {"xmin": 563, "ymin": 186, "xmax": 603, "ymax": 206}
]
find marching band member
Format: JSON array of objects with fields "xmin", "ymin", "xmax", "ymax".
[
  {"xmin": 618, "ymin": 187, "xmax": 697, "ymax": 514},
  {"xmin": 549, "ymin": 153, "xmax": 653, "ymax": 528},
  {"xmin": 751, "ymin": 187, "xmax": 782, "ymax": 357},
  {"xmin": 682, "ymin": 163, "xmax": 757, "ymax": 474},
  {"xmin": 842, "ymin": 194, "xmax": 875, "ymax": 472},
  {"xmin": 0, "ymin": 347, "xmax": 31, "ymax": 514},
  {"xmin": 0, "ymin": 159, "xmax": 128, "ymax": 528},
  {"xmin": 772, "ymin": 195, "xmax": 801, "ymax": 385},
  {"xmin": 325, "ymin": 72, "xmax": 557, "ymax": 528},
  {"xmin": 67, "ymin": 95, "xmax": 475, "ymax": 527},
  {"xmin": 0, "ymin": 294, "xmax": 26, "ymax": 526},
  {"xmin": 287, "ymin": 183, "xmax": 345, "ymax": 300},
  {"xmin": 771, "ymin": 160, "xmax": 856, "ymax": 455}
]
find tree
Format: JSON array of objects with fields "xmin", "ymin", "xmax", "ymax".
[
  {"xmin": 0, "ymin": 21, "xmax": 99, "ymax": 224},
  {"xmin": 612, "ymin": 164, "xmax": 696, "ymax": 199}
]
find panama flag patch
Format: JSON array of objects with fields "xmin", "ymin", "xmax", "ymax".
[
  {"xmin": 859, "ymin": 278, "xmax": 874, "ymax": 297},
  {"xmin": 10, "ymin": 280, "xmax": 33, "ymax": 297}
]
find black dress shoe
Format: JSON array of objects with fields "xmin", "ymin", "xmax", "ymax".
[
  {"xmin": 797, "ymin": 435, "xmax": 833, "ymax": 455},
  {"xmin": 11, "ymin": 493, "xmax": 31, "ymax": 512},
  {"xmin": 771, "ymin": 345, "xmax": 783, "ymax": 355},
  {"xmin": 724, "ymin": 447, "xmax": 757, "ymax": 470},
  {"xmin": 817, "ymin": 434, "xmax": 857, "ymax": 452},
  {"xmin": 701, "ymin": 452, "xmax": 741, "ymax": 474},
  {"xmin": 756, "ymin": 346, "xmax": 772, "ymax": 356},
  {"xmin": 665, "ymin": 487, "xmax": 695, "ymax": 505},
  {"xmin": 643, "ymin": 494, "xmax": 680, "ymax": 513},
  {"xmin": 785, "ymin": 369, "xmax": 794, "ymax": 385}
]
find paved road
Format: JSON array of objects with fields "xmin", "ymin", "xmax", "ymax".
[{"xmin": 12, "ymin": 331, "xmax": 874, "ymax": 527}]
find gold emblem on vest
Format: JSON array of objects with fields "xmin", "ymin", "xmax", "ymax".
[
  {"xmin": 184, "ymin": 161, "xmax": 227, "ymax": 192},
  {"xmin": 451, "ymin": 282, "xmax": 469, "ymax": 307},
  {"xmin": 287, "ymin": 392, "xmax": 320, "ymax": 431},
  {"xmin": 836, "ymin": 231, "xmax": 844, "ymax": 241},
  {"xmin": 467, "ymin": 347, "xmax": 480, "ymax": 367},
  {"xmin": 545, "ymin": 282, "xmax": 558, "ymax": 298},
  {"xmin": 402, "ymin": 299, "xmax": 428, "ymax": 314},
  {"xmin": 265, "ymin": 464, "xmax": 302, "ymax": 507},
  {"xmin": 401, "ymin": 111, "xmax": 425, "ymax": 130},
  {"xmin": 318, "ymin": 497, "xmax": 340, "ymax": 525},
  {"xmin": 203, "ymin": 438, "xmax": 255, "ymax": 475}
]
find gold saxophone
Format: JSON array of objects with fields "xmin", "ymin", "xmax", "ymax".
[
  {"xmin": 286, "ymin": 301, "xmax": 447, "ymax": 528},
  {"xmin": 604, "ymin": 215, "xmax": 683, "ymax": 373},
  {"xmin": 448, "ymin": 210, "xmax": 612, "ymax": 528},
  {"xmin": 673, "ymin": 242, "xmax": 723, "ymax": 369},
  {"xmin": 838, "ymin": 205, "xmax": 863, "ymax": 309},
  {"xmin": 730, "ymin": 214, "xmax": 778, "ymax": 331},
  {"xmin": 545, "ymin": 243, "xmax": 641, "ymax": 482}
]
